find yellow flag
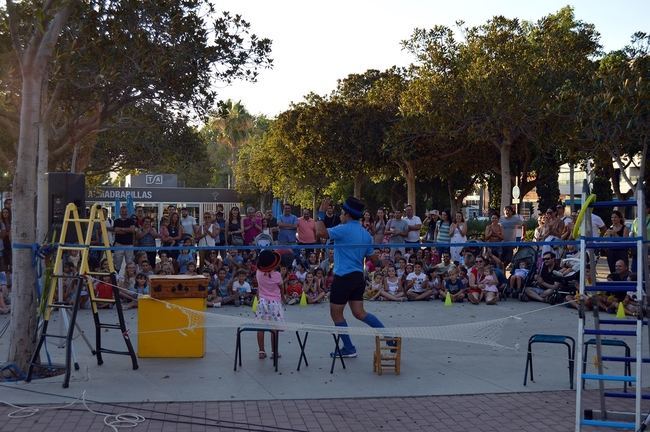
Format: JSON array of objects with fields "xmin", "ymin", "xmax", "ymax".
[
  {"xmin": 444, "ymin": 292, "xmax": 452, "ymax": 306},
  {"xmin": 300, "ymin": 291, "xmax": 308, "ymax": 306},
  {"xmin": 252, "ymin": 296, "xmax": 259, "ymax": 312},
  {"xmin": 616, "ymin": 302, "xmax": 626, "ymax": 319}
]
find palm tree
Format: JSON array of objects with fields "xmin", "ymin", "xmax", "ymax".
[{"xmin": 204, "ymin": 100, "xmax": 253, "ymax": 188}]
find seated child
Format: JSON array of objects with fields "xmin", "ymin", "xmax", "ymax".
[
  {"xmin": 185, "ymin": 262, "xmax": 198, "ymax": 276},
  {"xmin": 285, "ymin": 274, "xmax": 303, "ymax": 305},
  {"xmin": 439, "ymin": 268, "xmax": 466, "ymax": 303},
  {"xmin": 376, "ymin": 266, "xmax": 405, "ymax": 301},
  {"xmin": 481, "ymin": 265, "xmax": 499, "ymax": 305},
  {"xmin": 231, "ymin": 269, "xmax": 253, "ymax": 306},
  {"xmin": 509, "ymin": 261, "xmax": 530, "ymax": 297},
  {"xmin": 304, "ymin": 271, "xmax": 325, "ymax": 304},
  {"xmin": 123, "ymin": 273, "xmax": 149, "ymax": 309},
  {"xmin": 61, "ymin": 261, "xmax": 79, "ymax": 305},
  {"xmin": 209, "ymin": 268, "xmax": 236, "ymax": 307},
  {"xmin": 365, "ymin": 272, "xmax": 384, "ymax": 300},
  {"xmin": 406, "ymin": 262, "xmax": 433, "ymax": 301}
]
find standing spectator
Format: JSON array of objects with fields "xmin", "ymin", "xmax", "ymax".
[
  {"xmin": 436, "ymin": 210, "xmax": 452, "ymax": 254},
  {"xmin": 264, "ymin": 209, "xmax": 279, "ymax": 242},
  {"xmin": 136, "ymin": 216, "xmax": 159, "ymax": 267},
  {"xmin": 499, "ymin": 205, "xmax": 524, "ymax": 266},
  {"xmin": 277, "ymin": 204, "xmax": 298, "ymax": 245},
  {"xmin": 242, "ymin": 206, "xmax": 262, "ymax": 245},
  {"xmin": 604, "ymin": 210, "xmax": 629, "ymax": 273},
  {"xmin": 373, "ymin": 208, "xmax": 387, "ymax": 245},
  {"xmin": 361, "ymin": 211, "xmax": 374, "ymax": 235},
  {"xmin": 423, "ymin": 210, "xmax": 440, "ymax": 242},
  {"xmin": 197, "ymin": 212, "xmax": 219, "ymax": 267},
  {"xmin": 102, "ymin": 207, "xmax": 115, "ymax": 246},
  {"xmin": 225, "ymin": 206, "xmax": 244, "ymax": 246},
  {"xmin": 112, "ymin": 206, "xmax": 136, "ymax": 271},
  {"xmin": 483, "ymin": 213, "xmax": 504, "ymax": 257},
  {"xmin": 449, "ymin": 211, "xmax": 467, "ymax": 264},
  {"xmin": 180, "ymin": 208, "xmax": 197, "ymax": 240},
  {"xmin": 322, "ymin": 201, "xmax": 341, "ymax": 228},
  {"xmin": 297, "ymin": 209, "xmax": 317, "ymax": 247},
  {"xmin": 214, "ymin": 205, "xmax": 227, "ymax": 246},
  {"xmin": 134, "ymin": 206, "xmax": 145, "ymax": 228},
  {"xmin": 403, "ymin": 204, "xmax": 422, "ymax": 245},
  {"xmin": 166, "ymin": 212, "xmax": 184, "ymax": 259},
  {"xmin": 386, "ymin": 209, "xmax": 408, "ymax": 256},
  {"xmin": 158, "ymin": 215, "xmax": 172, "ymax": 259}
]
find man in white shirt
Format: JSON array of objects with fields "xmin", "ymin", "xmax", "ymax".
[
  {"xmin": 406, "ymin": 262, "xmax": 433, "ymax": 301},
  {"xmin": 403, "ymin": 204, "xmax": 422, "ymax": 244}
]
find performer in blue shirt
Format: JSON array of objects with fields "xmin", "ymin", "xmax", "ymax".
[{"xmin": 315, "ymin": 197, "xmax": 388, "ymax": 358}]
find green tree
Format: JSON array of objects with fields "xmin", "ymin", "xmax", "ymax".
[{"xmin": 3, "ymin": 0, "xmax": 272, "ymax": 370}]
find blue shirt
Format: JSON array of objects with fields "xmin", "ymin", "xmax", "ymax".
[
  {"xmin": 278, "ymin": 214, "xmax": 298, "ymax": 243},
  {"xmin": 327, "ymin": 220, "xmax": 374, "ymax": 276}
]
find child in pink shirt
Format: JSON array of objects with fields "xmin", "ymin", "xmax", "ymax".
[{"xmin": 255, "ymin": 250, "xmax": 285, "ymax": 359}]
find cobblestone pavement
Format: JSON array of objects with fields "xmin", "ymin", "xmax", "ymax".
[{"xmin": 0, "ymin": 389, "xmax": 646, "ymax": 432}]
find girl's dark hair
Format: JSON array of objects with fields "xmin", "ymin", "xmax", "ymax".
[{"xmin": 612, "ymin": 210, "xmax": 624, "ymax": 221}]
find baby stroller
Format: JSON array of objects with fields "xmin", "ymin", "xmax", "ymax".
[
  {"xmin": 506, "ymin": 245, "xmax": 538, "ymax": 299},
  {"xmin": 547, "ymin": 256, "xmax": 580, "ymax": 305},
  {"xmin": 253, "ymin": 233, "xmax": 273, "ymax": 248}
]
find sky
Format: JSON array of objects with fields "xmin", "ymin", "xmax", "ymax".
[{"xmin": 214, "ymin": 0, "xmax": 649, "ymax": 118}]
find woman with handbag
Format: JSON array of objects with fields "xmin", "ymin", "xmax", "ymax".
[{"xmin": 226, "ymin": 206, "xmax": 244, "ymax": 247}]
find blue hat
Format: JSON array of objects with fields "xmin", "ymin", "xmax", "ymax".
[{"xmin": 342, "ymin": 196, "xmax": 364, "ymax": 219}]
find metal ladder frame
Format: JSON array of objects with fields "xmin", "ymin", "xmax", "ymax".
[
  {"xmin": 26, "ymin": 203, "xmax": 138, "ymax": 387},
  {"xmin": 575, "ymin": 182, "xmax": 646, "ymax": 430}
]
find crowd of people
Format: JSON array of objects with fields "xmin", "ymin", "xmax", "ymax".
[{"xmin": 42, "ymin": 198, "xmax": 648, "ymax": 315}]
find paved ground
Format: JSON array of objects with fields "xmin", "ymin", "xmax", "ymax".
[
  {"xmin": 1, "ymin": 259, "xmax": 647, "ymax": 430},
  {"xmin": 0, "ymin": 389, "xmax": 645, "ymax": 431}
]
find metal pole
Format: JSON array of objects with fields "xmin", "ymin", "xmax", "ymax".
[{"xmin": 569, "ymin": 164, "xmax": 575, "ymax": 212}]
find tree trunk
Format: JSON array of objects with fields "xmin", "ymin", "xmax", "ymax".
[
  {"xmin": 499, "ymin": 139, "xmax": 512, "ymax": 211},
  {"xmin": 353, "ymin": 173, "xmax": 363, "ymax": 198},
  {"xmin": 402, "ymin": 160, "xmax": 417, "ymax": 214},
  {"xmin": 36, "ymin": 118, "xmax": 49, "ymax": 244},
  {"xmin": 8, "ymin": 75, "xmax": 41, "ymax": 370}
]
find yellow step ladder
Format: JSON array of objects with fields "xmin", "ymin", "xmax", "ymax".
[{"xmin": 26, "ymin": 203, "xmax": 138, "ymax": 387}]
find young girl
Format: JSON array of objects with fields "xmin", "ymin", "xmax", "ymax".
[
  {"xmin": 378, "ymin": 266, "xmax": 405, "ymax": 301},
  {"xmin": 509, "ymin": 261, "xmax": 530, "ymax": 298},
  {"xmin": 294, "ymin": 262, "xmax": 307, "ymax": 282},
  {"xmin": 365, "ymin": 272, "xmax": 384, "ymax": 300},
  {"xmin": 303, "ymin": 271, "xmax": 325, "ymax": 304},
  {"xmin": 255, "ymin": 250, "xmax": 284, "ymax": 359},
  {"xmin": 176, "ymin": 238, "xmax": 196, "ymax": 274},
  {"xmin": 124, "ymin": 273, "xmax": 150, "ymax": 308},
  {"xmin": 482, "ymin": 265, "xmax": 499, "ymax": 305}
]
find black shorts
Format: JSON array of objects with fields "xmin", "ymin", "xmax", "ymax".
[{"xmin": 329, "ymin": 272, "xmax": 365, "ymax": 305}]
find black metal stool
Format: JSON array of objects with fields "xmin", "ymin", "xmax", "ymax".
[
  {"xmin": 523, "ymin": 334, "xmax": 575, "ymax": 389},
  {"xmin": 234, "ymin": 327, "xmax": 282, "ymax": 372}
]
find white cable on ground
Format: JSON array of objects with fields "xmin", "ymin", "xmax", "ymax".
[{"xmin": 0, "ymin": 391, "xmax": 145, "ymax": 432}]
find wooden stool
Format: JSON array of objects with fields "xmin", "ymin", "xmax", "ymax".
[{"xmin": 373, "ymin": 336, "xmax": 401, "ymax": 375}]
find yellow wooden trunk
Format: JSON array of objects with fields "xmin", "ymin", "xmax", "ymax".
[{"xmin": 137, "ymin": 297, "xmax": 206, "ymax": 358}]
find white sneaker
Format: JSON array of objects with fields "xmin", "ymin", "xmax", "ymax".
[{"xmin": 213, "ymin": 302, "xmax": 221, "ymax": 308}]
